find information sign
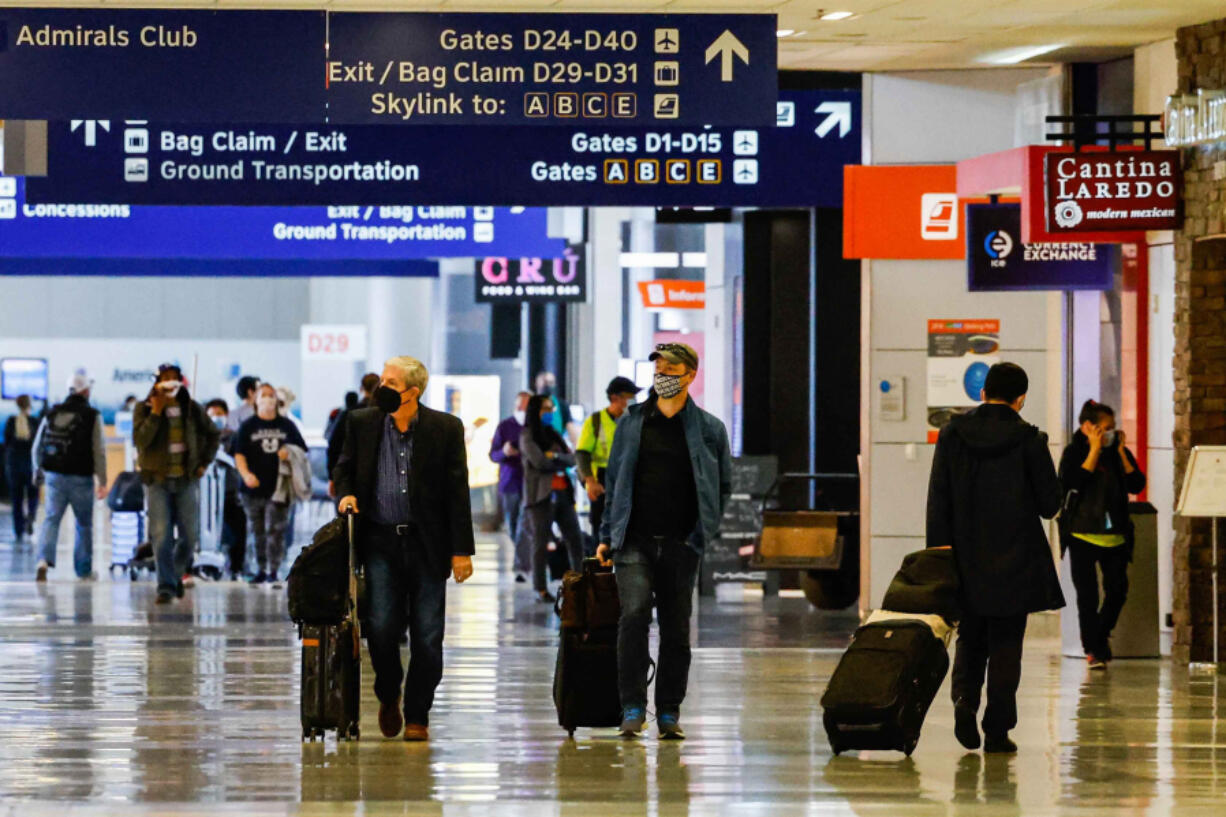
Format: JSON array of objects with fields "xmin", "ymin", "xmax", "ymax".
[
  {"xmin": 0, "ymin": 178, "xmax": 559, "ymax": 260},
  {"xmin": 0, "ymin": 9, "xmax": 776, "ymax": 126},
  {"xmin": 27, "ymin": 90, "xmax": 860, "ymax": 207}
]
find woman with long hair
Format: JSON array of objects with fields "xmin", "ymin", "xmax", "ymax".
[
  {"xmin": 519, "ymin": 393, "xmax": 584, "ymax": 603},
  {"xmin": 1058, "ymin": 399, "xmax": 1146, "ymax": 670}
]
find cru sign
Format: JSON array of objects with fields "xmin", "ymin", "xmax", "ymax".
[
  {"xmin": 475, "ymin": 246, "xmax": 585, "ymax": 303},
  {"xmin": 1043, "ymin": 150, "xmax": 1182, "ymax": 233}
]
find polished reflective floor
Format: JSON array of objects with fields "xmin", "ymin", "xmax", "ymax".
[{"xmin": 2, "ymin": 508, "xmax": 1226, "ymax": 815}]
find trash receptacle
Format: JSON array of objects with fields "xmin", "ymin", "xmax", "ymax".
[{"xmin": 1060, "ymin": 502, "xmax": 1160, "ymax": 659}]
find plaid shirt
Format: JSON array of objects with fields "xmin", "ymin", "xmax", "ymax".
[{"xmin": 370, "ymin": 413, "xmax": 417, "ymax": 526}]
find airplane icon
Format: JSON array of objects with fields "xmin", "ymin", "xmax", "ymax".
[
  {"xmin": 655, "ymin": 28, "xmax": 680, "ymax": 54},
  {"xmin": 733, "ymin": 130, "xmax": 759, "ymax": 156},
  {"xmin": 733, "ymin": 159, "xmax": 758, "ymax": 184}
]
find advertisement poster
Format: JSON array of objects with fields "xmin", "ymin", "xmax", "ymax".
[
  {"xmin": 927, "ymin": 320, "xmax": 1000, "ymax": 442},
  {"xmin": 424, "ymin": 375, "xmax": 501, "ymax": 489}
]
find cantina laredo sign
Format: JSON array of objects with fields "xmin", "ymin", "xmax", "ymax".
[{"xmin": 1044, "ymin": 151, "xmax": 1182, "ymax": 233}]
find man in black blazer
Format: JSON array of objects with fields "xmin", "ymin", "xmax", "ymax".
[{"xmin": 333, "ymin": 356, "xmax": 475, "ymax": 742}]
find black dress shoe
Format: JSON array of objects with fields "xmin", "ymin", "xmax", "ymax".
[
  {"xmin": 954, "ymin": 702, "xmax": 981, "ymax": 750},
  {"xmin": 984, "ymin": 733, "xmax": 1017, "ymax": 754}
]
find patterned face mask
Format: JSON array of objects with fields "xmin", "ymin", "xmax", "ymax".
[{"xmin": 654, "ymin": 373, "xmax": 685, "ymax": 399}]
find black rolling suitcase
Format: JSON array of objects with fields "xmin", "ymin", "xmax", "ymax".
[
  {"xmin": 553, "ymin": 559, "xmax": 623, "ymax": 736},
  {"xmin": 820, "ymin": 620, "xmax": 949, "ymax": 756},
  {"xmin": 298, "ymin": 513, "xmax": 361, "ymax": 742}
]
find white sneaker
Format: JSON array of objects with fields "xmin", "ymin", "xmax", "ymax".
[{"xmin": 35, "ymin": 560, "xmax": 48, "ymax": 582}]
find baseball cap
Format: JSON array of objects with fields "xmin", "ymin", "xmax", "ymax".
[
  {"xmin": 648, "ymin": 342, "xmax": 699, "ymax": 370},
  {"xmin": 67, "ymin": 369, "xmax": 93, "ymax": 393},
  {"xmin": 606, "ymin": 376, "xmax": 642, "ymax": 397}
]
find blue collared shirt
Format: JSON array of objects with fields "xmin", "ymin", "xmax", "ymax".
[{"xmin": 371, "ymin": 413, "xmax": 417, "ymax": 526}]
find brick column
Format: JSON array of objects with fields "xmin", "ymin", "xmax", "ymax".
[{"xmin": 1172, "ymin": 21, "xmax": 1226, "ymax": 663}]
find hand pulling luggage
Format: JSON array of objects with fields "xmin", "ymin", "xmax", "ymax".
[
  {"xmin": 300, "ymin": 512, "xmax": 361, "ymax": 742},
  {"xmin": 820, "ymin": 620, "xmax": 949, "ymax": 757},
  {"xmin": 553, "ymin": 558, "xmax": 623, "ymax": 736}
]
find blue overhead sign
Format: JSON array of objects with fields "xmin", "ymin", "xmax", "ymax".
[
  {"xmin": 0, "ymin": 9, "xmax": 776, "ymax": 126},
  {"xmin": 0, "ymin": 179, "xmax": 561, "ymax": 261},
  {"xmin": 966, "ymin": 203, "xmax": 1116, "ymax": 292},
  {"xmin": 26, "ymin": 90, "xmax": 861, "ymax": 208}
]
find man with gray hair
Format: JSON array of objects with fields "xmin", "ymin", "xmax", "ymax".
[{"xmin": 334, "ymin": 356, "xmax": 475, "ymax": 742}]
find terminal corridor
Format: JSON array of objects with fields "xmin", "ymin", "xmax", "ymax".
[{"xmin": 1, "ymin": 525, "xmax": 1223, "ymax": 816}]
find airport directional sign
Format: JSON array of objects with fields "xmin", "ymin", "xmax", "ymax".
[
  {"xmin": 25, "ymin": 90, "xmax": 861, "ymax": 208},
  {"xmin": 0, "ymin": 9, "xmax": 777, "ymax": 126}
]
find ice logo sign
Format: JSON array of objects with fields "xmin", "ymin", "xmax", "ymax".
[
  {"xmin": 920, "ymin": 193, "xmax": 958, "ymax": 240},
  {"xmin": 983, "ymin": 229, "xmax": 1014, "ymax": 260}
]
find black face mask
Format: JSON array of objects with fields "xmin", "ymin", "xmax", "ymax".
[{"xmin": 375, "ymin": 385, "xmax": 410, "ymax": 414}]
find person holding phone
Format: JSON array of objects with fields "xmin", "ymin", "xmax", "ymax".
[{"xmin": 1058, "ymin": 400, "xmax": 1147, "ymax": 670}]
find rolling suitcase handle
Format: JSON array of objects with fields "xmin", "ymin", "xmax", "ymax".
[{"xmin": 342, "ymin": 510, "xmax": 360, "ymax": 647}]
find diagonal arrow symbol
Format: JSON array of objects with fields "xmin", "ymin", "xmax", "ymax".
[
  {"xmin": 814, "ymin": 102, "xmax": 852, "ymax": 139},
  {"xmin": 705, "ymin": 30, "xmax": 750, "ymax": 82},
  {"xmin": 70, "ymin": 119, "xmax": 111, "ymax": 147}
]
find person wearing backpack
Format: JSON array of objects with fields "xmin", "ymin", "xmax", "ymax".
[
  {"xmin": 576, "ymin": 377, "xmax": 642, "ymax": 555},
  {"xmin": 4, "ymin": 394, "xmax": 41, "ymax": 544},
  {"xmin": 32, "ymin": 370, "xmax": 108, "ymax": 582},
  {"xmin": 133, "ymin": 364, "xmax": 221, "ymax": 604},
  {"xmin": 1058, "ymin": 400, "xmax": 1146, "ymax": 670}
]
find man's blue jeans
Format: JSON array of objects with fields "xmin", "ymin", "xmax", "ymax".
[
  {"xmin": 614, "ymin": 535, "xmax": 700, "ymax": 716},
  {"xmin": 501, "ymin": 490, "xmax": 529, "ymax": 574},
  {"xmin": 363, "ymin": 525, "xmax": 447, "ymax": 726},
  {"xmin": 147, "ymin": 477, "xmax": 201, "ymax": 596},
  {"xmin": 38, "ymin": 472, "xmax": 95, "ymax": 577}
]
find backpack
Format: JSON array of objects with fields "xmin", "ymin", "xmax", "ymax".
[
  {"xmin": 39, "ymin": 403, "xmax": 95, "ymax": 475},
  {"xmin": 287, "ymin": 516, "xmax": 351, "ymax": 625},
  {"xmin": 107, "ymin": 471, "xmax": 145, "ymax": 512}
]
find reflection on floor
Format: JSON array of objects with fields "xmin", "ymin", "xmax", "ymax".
[{"xmin": 1, "ymin": 511, "xmax": 1225, "ymax": 815}]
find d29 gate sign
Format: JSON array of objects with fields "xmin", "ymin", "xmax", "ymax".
[{"xmin": 1044, "ymin": 150, "xmax": 1182, "ymax": 233}]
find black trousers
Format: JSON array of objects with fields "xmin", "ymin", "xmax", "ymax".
[
  {"xmin": 221, "ymin": 493, "xmax": 247, "ymax": 576},
  {"xmin": 951, "ymin": 613, "xmax": 1027, "ymax": 736},
  {"xmin": 1068, "ymin": 540, "xmax": 1130, "ymax": 658}
]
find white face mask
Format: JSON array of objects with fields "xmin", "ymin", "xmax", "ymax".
[
  {"xmin": 159, "ymin": 381, "xmax": 182, "ymax": 398},
  {"xmin": 257, "ymin": 396, "xmax": 278, "ymax": 414},
  {"xmin": 513, "ymin": 410, "xmax": 526, "ymax": 425}
]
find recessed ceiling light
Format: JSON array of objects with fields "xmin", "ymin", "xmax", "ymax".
[
  {"xmin": 978, "ymin": 43, "xmax": 1064, "ymax": 64},
  {"xmin": 820, "ymin": 11, "xmax": 856, "ymax": 21}
]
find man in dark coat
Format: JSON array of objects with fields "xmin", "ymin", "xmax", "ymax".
[
  {"xmin": 926, "ymin": 362, "xmax": 1062, "ymax": 754},
  {"xmin": 333, "ymin": 356, "xmax": 475, "ymax": 743}
]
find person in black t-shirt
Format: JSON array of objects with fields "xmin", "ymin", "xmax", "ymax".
[{"xmin": 234, "ymin": 384, "xmax": 306, "ymax": 584}]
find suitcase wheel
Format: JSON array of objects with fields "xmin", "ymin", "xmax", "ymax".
[
  {"xmin": 350, "ymin": 726, "xmax": 360, "ymax": 741},
  {"xmin": 904, "ymin": 739, "xmax": 917, "ymax": 757},
  {"xmin": 567, "ymin": 729, "xmax": 575, "ymax": 738}
]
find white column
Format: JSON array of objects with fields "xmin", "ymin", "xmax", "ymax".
[
  {"xmin": 702, "ymin": 222, "xmax": 729, "ymax": 427},
  {"xmin": 367, "ymin": 276, "xmax": 437, "ymax": 376}
]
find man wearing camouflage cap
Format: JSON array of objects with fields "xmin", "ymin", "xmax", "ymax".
[{"xmin": 596, "ymin": 342, "xmax": 732, "ymax": 740}]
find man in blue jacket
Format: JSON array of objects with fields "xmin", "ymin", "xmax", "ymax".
[{"xmin": 597, "ymin": 342, "xmax": 732, "ymax": 740}]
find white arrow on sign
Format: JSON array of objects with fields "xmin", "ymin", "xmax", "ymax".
[
  {"xmin": 705, "ymin": 30, "xmax": 750, "ymax": 82},
  {"xmin": 814, "ymin": 102, "xmax": 852, "ymax": 139},
  {"xmin": 70, "ymin": 120, "xmax": 111, "ymax": 147}
]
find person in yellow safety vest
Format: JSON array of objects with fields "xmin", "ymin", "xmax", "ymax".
[{"xmin": 576, "ymin": 376, "xmax": 643, "ymax": 554}]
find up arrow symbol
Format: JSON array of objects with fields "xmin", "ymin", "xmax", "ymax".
[
  {"xmin": 70, "ymin": 120, "xmax": 111, "ymax": 147},
  {"xmin": 814, "ymin": 102, "xmax": 852, "ymax": 138},
  {"xmin": 705, "ymin": 31, "xmax": 750, "ymax": 82}
]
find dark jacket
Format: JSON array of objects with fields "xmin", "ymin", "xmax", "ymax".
[
  {"xmin": 926, "ymin": 403, "xmax": 1064, "ymax": 617},
  {"xmin": 325, "ymin": 397, "xmax": 370, "ymax": 477},
  {"xmin": 1057, "ymin": 431, "xmax": 1146, "ymax": 560},
  {"xmin": 332, "ymin": 405, "xmax": 475, "ymax": 579},
  {"xmin": 519, "ymin": 425, "xmax": 575, "ymax": 507},
  {"xmin": 599, "ymin": 395, "xmax": 732, "ymax": 555},
  {"xmin": 133, "ymin": 395, "xmax": 221, "ymax": 484}
]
